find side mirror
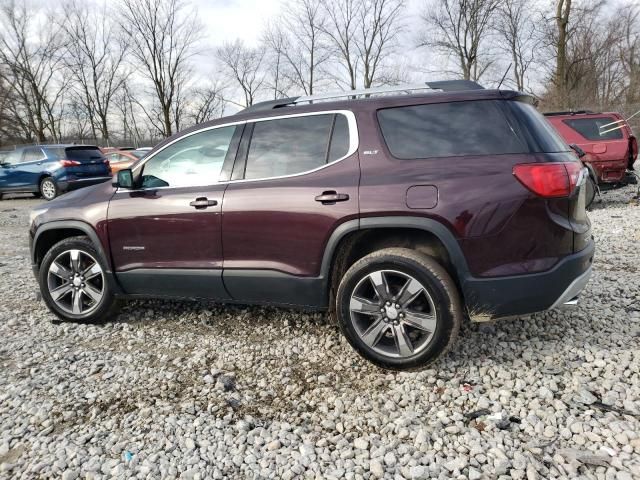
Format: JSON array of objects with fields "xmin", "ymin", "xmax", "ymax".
[
  {"xmin": 569, "ymin": 144, "xmax": 586, "ymax": 158},
  {"xmin": 113, "ymin": 168, "xmax": 134, "ymax": 189}
]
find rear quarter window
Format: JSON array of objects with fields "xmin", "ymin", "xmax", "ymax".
[
  {"xmin": 563, "ymin": 117, "xmax": 624, "ymax": 141},
  {"xmin": 377, "ymin": 100, "xmax": 528, "ymax": 159}
]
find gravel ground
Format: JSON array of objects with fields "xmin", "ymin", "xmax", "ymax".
[{"xmin": 0, "ymin": 186, "xmax": 639, "ymax": 480}]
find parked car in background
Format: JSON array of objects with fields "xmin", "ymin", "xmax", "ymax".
[
  {"xmin": 133, "ymin": 147, "xmax": 152, "ymax": 155},
  {"xmin": 29, "ymin": 81, "xmax": 594, "ymax": 370},
  {"xmin": 104, "ymin": 150, "xmax": 144, "ymax": 173},
  {"xmin": 0, "ymin": 145, "xmax": 111, "ymax": 200},
  {"xmin": 101, "ymin": 146, "xmax": 135, "ymax": 155},
  {"xmin": 545, "ymin": 110, "xmax": 638, "ymax": 204}
]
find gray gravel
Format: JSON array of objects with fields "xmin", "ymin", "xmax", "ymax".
[{"xmin": 1, "ymin": 186, "xmax": 639, "ymax": 480}]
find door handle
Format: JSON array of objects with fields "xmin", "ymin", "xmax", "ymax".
[
  {"xmin": 315, "ymin": 191, "xmax": 350, "ymax": 205},
  {"xmin": 189, "ymin": 197, "xmax": 218, "ymax": 209}
]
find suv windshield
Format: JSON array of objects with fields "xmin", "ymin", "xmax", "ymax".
[{"xmin": 563, "ymin": 117, "xmax": 624, "ymax": 141}]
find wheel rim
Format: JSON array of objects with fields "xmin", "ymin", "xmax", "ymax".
[
  {"xmin": 47, "ymin": 249, "xmax": 105, "ymax": 315},
  {"xmin": 349, "ymin": 269, "xmax": 438, "ymax": 358},
  {"xmin": 42, "ymin": 180, "xmax": 55, "ymax": 199}
]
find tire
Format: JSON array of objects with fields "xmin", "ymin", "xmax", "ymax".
[
  {"xmin": 585, "ymin": 176, "xmax": 596, "ymax": 209},
  {"xmin": 39, "ymin": 177, "xmax": 58, "ymax": 200},
  {"xmin": 39, "ymin": 236, "xmax": 120, "ymax": 323},
  {"xmin": 336, "ymin": 248, "xmax": 462, "ymax": 370}
]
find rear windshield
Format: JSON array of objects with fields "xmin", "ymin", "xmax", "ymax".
[
  {"xmin": 377, "ymin": 100, "xmax": 528, "ymax": 159},
  {"xmin": 65, "ymin": 147, "xmax": 105, "ymax": 161},
  {"xmin": 563, "ymin": 117, "xmax": 624, "ymax": 141},
  {"xmin": 506, "ymin": 102, "xmax": 571, "ymax": 153},
  {"xmin": 47, "ymin": 146, "xmax": 105, "ymax": 161}
]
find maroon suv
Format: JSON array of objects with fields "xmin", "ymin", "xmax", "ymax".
[{"xmin": 29, "ymin": 81, "xmax": 594, "ymax": 370}]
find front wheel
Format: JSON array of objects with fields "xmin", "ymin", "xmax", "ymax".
[
  {"xmin": 40, "ymin": 177, "xmax": 58, "ymax": 201},
  {"xmin": 336, "ymin": 248, "xmax": 462, "ymax": 370},
  {"xmin": 39, "ymin": 236, "xmax": 119, "ymax": 323}
]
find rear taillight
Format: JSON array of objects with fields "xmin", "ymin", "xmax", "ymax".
[
  {"xmin": 59, "ymin": 159, "xmax": 80, "ymax": 167},
  {"xmin": 631, "ymin": 137, "xmax": 638, "ymax": 161},
  {"xmin": 104, "ymin": 159, "xmax": 110, "ymax": 170},
  {"xmin": 513, "ymin": 162, "xmax": 582, "ymax": 198}
]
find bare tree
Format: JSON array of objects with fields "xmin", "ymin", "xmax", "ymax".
[
  {"xmin": 495, "ymin": 0, "xmax": 537, "ymax": 91},
  {"xmin": 553, "ymin": 0, "xmax": 572, "ymax": 101},
  {"xmin": 0, "ymin": 0, "xmax": 67, "ymax": 142},
  {"xmin": 279, "ymin": 0, "xmax": 331, "ymax": 95},
  {"xmin": 188, "ymin": 84, "xmax": 225, "ymax": 124},
  {"xmin": 216, "ymin": 40, "xmax": 266, "ymax": 107},
  {"xmin": 321, "ymin": 0, "xmax": 361, "ymax": 89},
  {"xmin": 539, "ymin": 0, "xmax": 621, "ymax": 108},
  {"xmin": 114, "ymin": 83, "xmax": 146, "ymax": 146},
  {"xmin": 262, "ymin": 22, "xmax": 294, "ymax": 99},
  {"xmin": 618, "ymin": 3, "xmax": 640, "ymax": 104},
  {"xmin": 419, "ymin": 0, "xmax": 500, "ymax": 81},
  {"xmin": 61, "ymin": 0, "xmax": 128, "ymax": 141},
  {"xmin": 119, "ymin": 0, "xmax": 203, "ymax": 137},
  {"xmin": 322, "ymin": 0, "xmax": 404, "ymax": 90},
  {"xmin": 358, "ymin": 0, "xmax": 404, "ymax": 88}
]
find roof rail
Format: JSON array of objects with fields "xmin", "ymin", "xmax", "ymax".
[
  {"xmin": 544, "ymin": 110, "xmax": 598, "ymax": 116},
  {"xmin": 241, "ymin": 80, "xmax": 484, "ymax": 113}
]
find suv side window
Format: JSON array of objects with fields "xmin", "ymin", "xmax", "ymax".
[
  {"xmin": 244, "ymin": 114, "xmax": 347, "ymax": 180},
  {"xmin": 22, "ymin": 147, "xmax": 46, "ymax": 163},
  {"xmin": 377, "ymin": 100, "xmax": 527, "ymax": 159},
  {"xmin": 3, "ymin": 150, "xmax": 21, "ymax": 164},
  {"xmin": 141, "ymin": 126, "xmax": 236, "ymax": 188}
]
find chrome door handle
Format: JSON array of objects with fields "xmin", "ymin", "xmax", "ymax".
[
  {"xmin": 189, "ymin": 197, "xmax": 218, "ymax": 209},
  {"xmin": 315, "ymin": 191, "xmax": 349, "ymax": 205}
]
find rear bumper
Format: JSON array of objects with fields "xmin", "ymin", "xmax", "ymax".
[
  {"xmin": 57, "ymin": 176, "xmax": 112, "ymax": 192},
  {"xmin": 462, "ymin": 238, "xmax": 595, "ymax": 320}
]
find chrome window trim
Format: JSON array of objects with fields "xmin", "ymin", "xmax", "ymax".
[{"xmin": 116, "ymin": 109, "xmax": 358, "ymax": 193}]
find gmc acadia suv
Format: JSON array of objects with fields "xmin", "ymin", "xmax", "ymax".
[{"xmin": 29, "ymin": 81, "xmax": 594, "ymax": 370}]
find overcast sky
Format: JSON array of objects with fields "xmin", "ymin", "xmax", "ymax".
[{"xmin": 195, "ymin": 0, "xmax": 423, "ymax": 47}]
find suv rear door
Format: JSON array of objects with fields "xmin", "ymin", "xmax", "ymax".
[
  {"xmin": 107, "ymin": 125, "xmax": 242, "ymax": 299},
  {"xmin": 221, "ymin": 111, "xmax": 359, "ymax": 307}
]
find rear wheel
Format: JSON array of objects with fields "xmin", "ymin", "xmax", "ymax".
[
  {"xmin": 336, "ymin": 248, "xmax": 462, "ymax": 370},
  {"xmin": 40, "ymin": 177, "xmax": 58, "ymax": 201},
  {"xmin": 39, "ymin": 236, "xmax": 119, "ymax": 323}
]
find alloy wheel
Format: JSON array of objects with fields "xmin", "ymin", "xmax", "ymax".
[
  {"xmin": 41, "ymin": 179, "xmax": 56, "ymax": 200},
  {"xmin": 46, "ymin": 249, "xmax": 104, "ymax": 315},
  {"xmin": 349, "ymin": 269, "xmax": 438, "ymax": 358}
]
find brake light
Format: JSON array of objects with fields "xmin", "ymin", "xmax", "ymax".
[
  {"xmin": 104, "ymin": 159, "xmax": 110, "ymax": 169},
  {"xmin": 59, "ymin": 159, "xmax": 80, "ymax": 167},
  {"xmin": 631, "ymin": 137, "xmax": 638, "ymax": 161},
  {"xmin": 513, "ymin": 162, "xmax": 582, "ymax": 198}
]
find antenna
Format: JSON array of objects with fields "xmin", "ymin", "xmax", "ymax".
[{"xmin": 497, "ymin": 63, "xmax": 512, "ymax": 90}]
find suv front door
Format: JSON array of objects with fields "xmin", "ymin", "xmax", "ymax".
[
  {"xmin": 0, "ymin": 148, "xmax": 44, "ymax": 191},
  {"xmin": 221, "ymin": 111, "xmax": 360, "ymax": 307},
  {"xmin": 107, "ymin": 124, "xmax": 242, "ymax": 299}
]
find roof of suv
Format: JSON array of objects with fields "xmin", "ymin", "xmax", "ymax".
[
  {"xmin": 147, "ymin": 85, "xmax": 533, "ymax": 154},
  {"xmin": 232, "ymin": 88, "xmax": 529, "ymax": 123}
]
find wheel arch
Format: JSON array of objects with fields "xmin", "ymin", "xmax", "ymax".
[
  {"xmin": 32, "ymin": 221, "xmax": 111, "ymax": 273},
  {"xmin": 321, "ymin": 217, "xmax": 471, "ymax": 307}
]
